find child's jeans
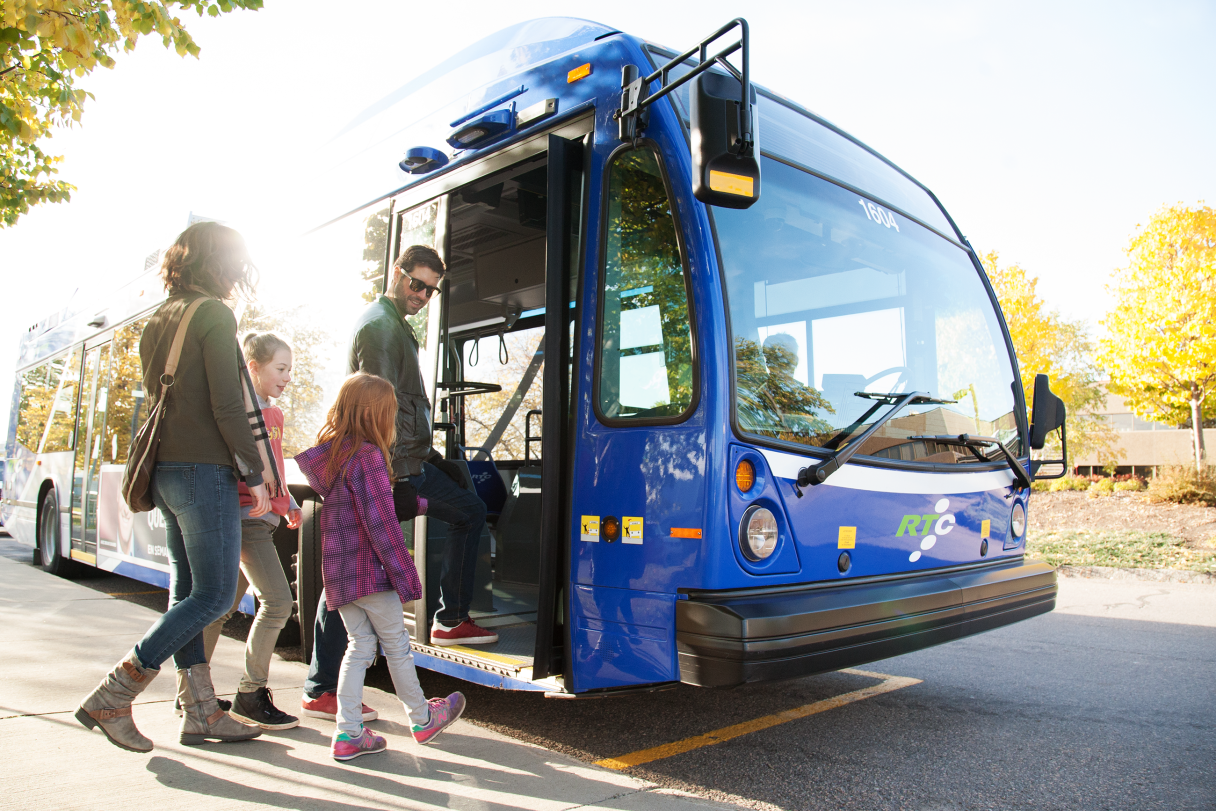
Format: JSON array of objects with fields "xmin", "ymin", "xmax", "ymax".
[
  {"xmin": 201, "ymin": 519, "xmax": 294, "ymax": 692},
  {"xmin": 335, "ymin": 590, "xmax": 429, "ymax": 736}
]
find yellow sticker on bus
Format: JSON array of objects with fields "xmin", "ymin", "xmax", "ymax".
[
  {"xmin": 581, "ymin": 515, "xmax": 600, "ymax": 543},
  {"xmin": 837, "ymin": 526, "xmax": 857, "ymax": 549},
  {"xmin": 623, "ymin": 516, "xmax": 644, "ymax": 544},
  {"xmin": 709, "ymin": 170, "xmax": 754, "ymax": 197}
]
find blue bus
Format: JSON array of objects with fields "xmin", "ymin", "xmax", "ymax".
[{"xmin": 5, "ymin": 17, "xmax": 1067, "ymax": 696}]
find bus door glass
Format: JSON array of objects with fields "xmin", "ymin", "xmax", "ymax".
[
  {"xmin": 384, "ymin": 196, "xmax": 448, "ymax": 631},
  {"xmin": 71, "ymin": 343, "xmax": 110, "ymax": 555},
  {"xmin": 97, "ymin": 318, "xmax": 148, "ymax": 562}
]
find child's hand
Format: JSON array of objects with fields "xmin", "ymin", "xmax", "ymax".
[{"xmin": 287, "ymin": 508, "xmax": 302, "ymax": 529}]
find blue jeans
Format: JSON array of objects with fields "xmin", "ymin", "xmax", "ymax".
[
  {"xmin": 304, "ymin": 589, "xmax": 348, "ymax": 698},
  {"xmin": 414, "ymin": 461, "xmax": 487, "ymax": 626},
  {"xmin": 134, "ymin": 463, "xmax": 242, "ymax": 670}
]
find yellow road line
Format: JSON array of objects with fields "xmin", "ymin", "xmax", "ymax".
[{"xmin": 594, "ymin": 668, "xmax": 922, "ymax": 771}]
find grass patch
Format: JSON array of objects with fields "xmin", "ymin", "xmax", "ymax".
[{"xmin": 1026, "ymin": 529, "xmax": 1216, "ymax": 573}]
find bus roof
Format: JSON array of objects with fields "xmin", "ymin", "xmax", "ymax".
[{"xmin": 316, "ymin": 17, "xmax": 955, "ymax": 239}]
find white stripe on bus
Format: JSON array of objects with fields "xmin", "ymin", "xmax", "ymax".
[{"xmin": 759, "ymin": 448, "xmax": 1014, "ymax": 494}]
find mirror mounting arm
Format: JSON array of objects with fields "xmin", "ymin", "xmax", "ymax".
[{"xmin": 616, "ymin": 18, "xmax": 751, "ymax": 146}]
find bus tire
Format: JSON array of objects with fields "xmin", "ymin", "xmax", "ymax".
[
  {"xmin": 295, "ymin": 495, "xmax": 324, "ymax": 659},
  {"xmin": 37, "ymin": 489, "xmax": 81, "ymax": 579}
]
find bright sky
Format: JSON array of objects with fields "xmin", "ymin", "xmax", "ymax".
[{"xmin": 2, "ymin": 0, "xmax": 1213, "ymax": 435}]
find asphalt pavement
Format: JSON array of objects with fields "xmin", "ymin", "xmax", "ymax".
[{"xmin": 3, "ymin": 530, "xmax": 1213, "ymax": 810}]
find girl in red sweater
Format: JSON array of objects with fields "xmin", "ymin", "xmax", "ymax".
[
  {"xmin": 295, "ymin": 373, "xmax": 465, "ymax": 761},
  {"xmin": 201, "ymin": 332, "xmax": 302, "ymax": 729}
]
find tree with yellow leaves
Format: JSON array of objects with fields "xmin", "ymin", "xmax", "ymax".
[
  {"xmin": 980, "ymin": 251, "xmax": 1119, "ymax": 468},
  {"xmin": 1, "ymin": 0, "xmax": 262, "ymax": 227},
  {"xmin": 1099, "ymin": 203, "xmax": 1216, "ymax": 472}
]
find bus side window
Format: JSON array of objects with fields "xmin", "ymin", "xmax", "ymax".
[
  {"xmin": 39, "ymin": 350, "xmax": 83, "ymax": 453},
  {"xmin": 15, "ymin": 361, "xmax": 55, "ymax": 453},
  {"xmin": 102, "ymin": 318, "xmax": 149, "ymax": 465},
  {"xmin": 597, "ymin": 148, "xmax": 695, "ymax": 421}
]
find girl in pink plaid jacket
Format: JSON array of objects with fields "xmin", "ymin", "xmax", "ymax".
[{"xmin": 295, "ymin": 373, "xmax": 465, "ymax": 761}]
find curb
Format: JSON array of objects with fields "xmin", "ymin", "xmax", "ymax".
[{"xmin": 1057, "ymin": 564, "xmax": 1215, "ymax": 585}]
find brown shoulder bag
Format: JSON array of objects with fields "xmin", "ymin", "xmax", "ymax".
[{"xmin": 121, "ymin": 297, "xmax": 208, "ymax": 512}]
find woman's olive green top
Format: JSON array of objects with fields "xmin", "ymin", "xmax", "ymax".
[{"xmin": 139, "ymin": 294, "xmax": 265, "ymax": 486}]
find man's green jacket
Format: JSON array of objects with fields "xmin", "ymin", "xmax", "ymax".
[{"xmin": 347, "ymin": 295, "xmax": 433, "ymax": 478}]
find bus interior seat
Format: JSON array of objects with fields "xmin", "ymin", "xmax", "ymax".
[
  {"xmin": 494, "ymin": 465, "xmax": 542, "ymax": 585},
  {"xmin": 460, "ymin": 447, "xmax": 508, "ymax": 519}
]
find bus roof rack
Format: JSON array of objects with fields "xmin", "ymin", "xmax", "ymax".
[{"xmin": 615, "ymin": 17, "xmax": 751, "ymax": 146}]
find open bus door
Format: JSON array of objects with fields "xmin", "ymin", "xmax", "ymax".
[{"xmin": 392, "ymin": 132, "xmax": 584, "ymax": 690}]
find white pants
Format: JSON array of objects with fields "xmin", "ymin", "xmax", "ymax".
[{"xmin": 335, "ymin": 590, "xmax": 429, "ymax": 736}]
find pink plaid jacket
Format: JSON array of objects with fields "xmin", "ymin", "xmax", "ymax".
[{"xmin": 295, "ymin": 440, "xmax": 421, "ymax": 611}]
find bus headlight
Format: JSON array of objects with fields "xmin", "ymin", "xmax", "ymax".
[
  {"xmin": 1010, "ymin": 501, "xmax": 1027, "ymax": 539},
  {"xmin": 740, "ymin": 506, "xmax": 778, "ymax": 561}
]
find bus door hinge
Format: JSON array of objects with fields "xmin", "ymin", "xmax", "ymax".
[{"xmin": 616, "ymin": 64, "xmax": 649, "ymax": 142}]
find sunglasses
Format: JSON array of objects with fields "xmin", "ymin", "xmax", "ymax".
[{"xmin": 404, "ymin": 271, "xmax": 441, "ymax": 298}]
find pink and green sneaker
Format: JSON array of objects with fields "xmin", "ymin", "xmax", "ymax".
[
  {"xmin": 332, "ymin": 728, "xmax": 387, "ymax": 761},
  {"xmin": 412, "ymin": 693, "xmax": 466, "ymax": 745}
]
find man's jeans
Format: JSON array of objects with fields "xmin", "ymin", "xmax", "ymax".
[
  {"xmin": 304, "ymin": 461, "xmax": 487, "ymax": 695},
  {"xmin": 135, "ymin": 463, "xmax": 242, "ymax": 670},
  {"xmin": 413, "ymin": 461, "xmax": 487, "ymax": 626},
  {"xmin": 305, "ymin": 588, "xmax": 348, "ymax": 698}
]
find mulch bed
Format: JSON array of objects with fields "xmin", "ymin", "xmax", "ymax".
[{"xmin": 1030, "ymin": 490, "xmax": 1216, "ymax": 546}]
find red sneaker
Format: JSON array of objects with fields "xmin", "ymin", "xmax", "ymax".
[
  {"xmin": 430, "ymin": 619, "xmax": 499, "ymax": 647},
  {"xmin": 301, "ymin": 691, "xmax": 378, "ymax": 722}
]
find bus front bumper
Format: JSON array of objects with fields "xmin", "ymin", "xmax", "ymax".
[{"xmin": 676, "ymin": 558, "xmax": 1056, "ymax": 687}]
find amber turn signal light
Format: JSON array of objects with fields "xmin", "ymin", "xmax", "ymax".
[{"xmin": 735, "ymin": 459, "xmax": 755, "ymax": 493}]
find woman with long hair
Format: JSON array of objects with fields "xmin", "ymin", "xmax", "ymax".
[{"xmin": 76, "ymin": 222, "xmax": 272, "ymax": 751}]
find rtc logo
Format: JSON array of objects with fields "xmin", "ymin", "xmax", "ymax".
[{"xmin": 896, "ymin": 498, "xmax": 956, "ymax": 562}]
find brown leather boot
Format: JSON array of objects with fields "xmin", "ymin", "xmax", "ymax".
[
  {"xmin": 177, "ymin": 663, "xmax": 262, "ymax": 746},
  {"xmin": 75, "ymin": 649, "xmax": 159, "ymax": 752}
]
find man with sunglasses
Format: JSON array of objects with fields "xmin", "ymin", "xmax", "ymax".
[{"xmin": 300, "ymin": 244, "xmax": 495, "ymax": 724}]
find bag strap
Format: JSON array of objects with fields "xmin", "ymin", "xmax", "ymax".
[{"xmin": 159, "ymin": 297, "xmax": 209, "ymax": 395}]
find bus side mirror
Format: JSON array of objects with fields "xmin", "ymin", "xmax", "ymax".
[
  {"xmin": 691, "ymin": 71, "xmax": 760, "ymax": 210},
  {"xmin": 1028, "ymin": 374, "xmax": 1065, "ymax": 450}
]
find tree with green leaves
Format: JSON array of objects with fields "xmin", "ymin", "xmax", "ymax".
[
  {"xmin": 735, "ymin": 336, "xmax": 835, "ymax": 445},
  {"xmin": 1, "ymin": 0, "xmax": 262, "ymax": 227},
  {"xmin": 1098, "ymin": 203, "xmax": 1216, "ymax": 471}
]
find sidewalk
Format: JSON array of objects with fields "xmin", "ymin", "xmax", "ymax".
[{"xmin": 0, "ymin": 546, "xmax": 742, "ymax": 811}]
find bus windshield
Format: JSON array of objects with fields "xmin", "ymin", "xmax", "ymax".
[{"xmin": 715, "ymin": 157, "xmax": 1022, "ymax": 464}]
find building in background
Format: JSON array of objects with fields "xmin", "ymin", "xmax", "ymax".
[{"xmin": 1075, "ymin": 384, "xmax": 1216, "ymax": 476}]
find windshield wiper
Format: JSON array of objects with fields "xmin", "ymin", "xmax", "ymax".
[
  {"xmin": 796, "ymin": 391, "xmax": 955, "ymax": 493},
  {"xmin": 910, "ymin": 433, "xmax": 1032, "ymax": 490}
]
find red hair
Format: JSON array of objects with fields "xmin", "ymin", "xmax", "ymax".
[{"xmin": 315, "ymin": 373, "xmax": 396, "ymax": 484}]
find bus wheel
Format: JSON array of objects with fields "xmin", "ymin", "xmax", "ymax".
[{"xmin": 37, "ymin": 489, "xmax": 81, "ymax": 579}]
